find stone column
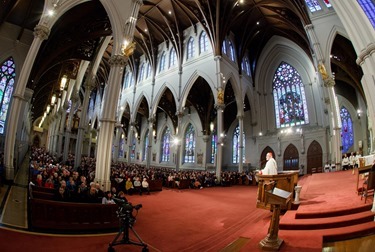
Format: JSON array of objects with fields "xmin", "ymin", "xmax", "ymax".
[
  {"xmin": 202, "ymin": 134, "xmax": 210, "ymax": 169},
  {"xmin": 63, "ymin": 94, "xmax": 78, "ymax": 163},
  {"xmin": 74, "ymin": 80, "xmax": 94, "ymax": 168},
  {"xmin": 95, "ymin": 55, "xmax": 127, "ymax": 191},
  {"xmin": 4, "ymin": 24, "xmax": 50, "ymax": 180},
  {"xmin": 146, "ymin": 116, "xmax": 155, "ymax": 169},
  {"xmin": 175, "ymin": 111, "xmax": 184, "ymax": 171},
  {"xmin": 238, "ymin": 115, "xmax": 244, "ymax": 173},
  {"xmin": 216, "ymin": 104, "xmax": 225, "ymax": 181}
]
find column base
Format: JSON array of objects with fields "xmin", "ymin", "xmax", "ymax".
[{"xmin": 259, "ymin": 235, "xmax": 283, "ymax": 251}]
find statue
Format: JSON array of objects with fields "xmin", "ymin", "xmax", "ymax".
[
  {"xmin": 318, "ymin": 63, "xmax": 328, "ymax": 80},
  {"xmin": 217, "ymin": 88, "xmax": 224, "ymax": 105}
]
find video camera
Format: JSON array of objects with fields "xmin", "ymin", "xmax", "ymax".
[{"xmin": 113, "ymin": 197, "xmax": 142, "ymax": 223}]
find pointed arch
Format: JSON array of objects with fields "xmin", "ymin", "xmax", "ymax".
[
  {"xmin": 307, "ymin": 140, "xmax": 323, "ymax": 174},
  {"xmin": 273, "ymin": 61, "xmax": 309, "ymax": 128},
  {"xmin": 283, "ymin": 144, "xmax": 299, "ymax": 171},
  {"xmin": 0, "ymin": 56, "xmax": 16, "ymax": 134}
]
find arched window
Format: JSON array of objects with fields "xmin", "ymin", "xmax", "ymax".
[
  {"xmin": 139, "ymin": 63, "xmax": 145, "ymax": 82},
  {"xmin": 119, "ymin": 134, "xmax": 125, "ymax": 158},
  {"xmin": 143, "ymin": 130, "xmax": 149, "ymax": 161},
  {"xmin": 340, "ymin": 106, "xmax": 354, "ymax": 153},
  {"xmin": 304, "ymin": 0, "xmax": 322, "ymax": 12},
  {"xmin": 161, "ymin": 127, "xmax": 171, "ymax": 162},
  {"xmin": 273, "ymin": 62, "xmax": 309, "ymax": 128},
  {"xmin": 228, "ymin": 41, "xmax": 235, "ymax": 62},
  {"xmin": 146, "ymin": 62, "xmax": 152, "ymax": 79},
  {"xmin": 169, "ymin": 48, "xmax": 177, "ymax": 68},
  {"xmin": 187, "ymin": 37, "xmax": 195, "ymax": 60},
  {"xmin": 241, "ymin": 57, "xmax": 251, "ymax": 76},
  {"xmin": 124, "ymin": 72, "xmax": 131, "ymax": 88},
  {"xmin": 232, "ymin": 125, "xmax": 245, "ymax": 163},
  {"xmin": 199, "ymin": 31, "xmax": 209, "ymax": 53},
  {"xmin": 0, "ymin": 57, "xmax": 15, "ymax": 134},
  {"xmin": 159, "ymin": 52, "xmax": 166, "ymax": 72},
  {"xmin": 211, "ymin": 132, "xmax": 217, "ymax": 163},
  {"xmin": 184, "ymin": 123, "xmax": 195, "ymax": 163},
  {"xmin": 357, "ymin": 0, "xmax": 375, "ymax": 28},
  {"xmin": 222, "ymin": 40, "xmax": 227, "ymax": 54},
  {"xmin": 131, "ymin": 133, "xmax": 136, "ymax": 160}
]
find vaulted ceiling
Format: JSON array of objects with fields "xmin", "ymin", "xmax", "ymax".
[{"xmin": 0, "ymin": 0, "xmax": 362, "ymax": 127}]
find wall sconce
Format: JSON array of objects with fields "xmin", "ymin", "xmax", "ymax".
[
  {"xmin": 60, "ymin": 75, "xmax": 68, "ymax": 91},
  {"xmin": 357, "ymin": 109, "xmax": 361, "ymax": 119},
  {"xmin": 51, "ymin": 94, "xmax": 57, "ymax": 106},
  {"xmin": 210, "ymin": 122, "xmax": 214, "ymax": 134}
]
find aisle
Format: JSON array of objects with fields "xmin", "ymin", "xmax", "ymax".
[{"xmin": 0, "ymin": 156, "xmax": 29, "ymax": 229}]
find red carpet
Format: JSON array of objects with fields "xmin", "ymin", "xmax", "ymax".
[{"xmin": 0, "ymin": 170, "xmax": 374, "ymax": 252}]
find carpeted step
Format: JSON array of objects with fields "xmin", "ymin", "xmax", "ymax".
[
  {"xmin": 280, "ymin": 210, "xmax": 375, "ymax": 230},
  {"xmin": 279, "ymin": 221, "xmax": 375, "ymax": 245},
  {"xmin": 295, "ymin": 203, "xmax": 373, "ymax": 219}
]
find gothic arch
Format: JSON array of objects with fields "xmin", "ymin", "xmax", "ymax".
[
  {"xmin": 283, "ymin": 144, "xmax": 299, "ymax": 171},
  {"xmin": 306, "ymin": 140, "xmax": 323, "ymax": 174}
]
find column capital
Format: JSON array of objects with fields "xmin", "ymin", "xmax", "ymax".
[
  {"xmin": 109, "ymin": 55, "xmax": 128, "ymax": 66},
  {"xmin": 215, "ymin": 103, "xmax": 225, "ymax": 111},
  {"xmin": 34, "ymin": 25, "xmax": 50, "ymax": 40},
  {"xmin": 323, "ymin": 77, "xmax": 335, "ymax": 87}
]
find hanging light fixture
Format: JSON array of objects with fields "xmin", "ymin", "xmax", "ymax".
[{"xmin": 51, "ymin": 94, "xmax": 57, "ymax": 105}]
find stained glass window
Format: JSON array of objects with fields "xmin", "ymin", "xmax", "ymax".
[
  {"xmin": 229, "ymin": 41, "xmax": 235, "ymax": 62},
  {"xmin": 184, "ymin": 123, "xmax": 195, "ymax": 163},
  {"xmin": 159, "ymin": 52, "xmax": 166, "ymax": 72},
  {"xmin": 169, "ymin": 48, "xmax": 177, "ymax": 68},
  {"xmin": 0, "ymin": 57, "xmax": 15, "ymax": 134},
  {"xmin": 199, "ymin": 31, "xmax": 209, "ymax": 53},
  {"xmin": 161, "ymin": 127, "xmax": 171, "ymax": 162},
  {"xmin": 124, "ymin": 72, "xmax": 132, "ymax": 88},
  {"xmin": 139, "ymin": 63, "xmax": 145, "ymax": 82},
  {"xmin": 273, "ymin": 62, "xmax": 309, "ymax": 128},
  {"xmin": 143, "ymin": 130, "xmax": 149, "ymax": 161},
  {"xmin": 304, "ymin": 0, "xmax": 322, "ymax": 12},
  {"xmin": 340, "ymin": 106, "xmax": 354, "ymax": 153},
  {"xmin": 211, "ymin": 133, "xmax": 217, "ymax": 163},
  {"xmin": 131, "ymin": 133, "xmax": 136, "ymax": 160},
  {"xmin": 119, "ymin": 135, "xmax": 125, "ymax": 158},
  {"xmin": 241, "ymin": 57, "xmax": 251, "ymax": 76},
  {"xmin": 358, "ymin": 0, "xmax": 375, "ymax": 28},
  {"xmin": 187, "ymin": 37, "xmax": 195, "ymax": 59},
  {"xmin": 222, "ymin": 40, "xmax": 227, "ymax": 54},
  {"xmin": 146, "ymin": 63, "xmax": 152, "ymax": 78},
  {"xmin": 232, "ymin": 125, "xmax": 245, "ymax": 163}
]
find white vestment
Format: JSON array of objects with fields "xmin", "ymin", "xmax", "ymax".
[{"xmin": 262, "ymin": 157, "xmax": 278, "ymax": 175}]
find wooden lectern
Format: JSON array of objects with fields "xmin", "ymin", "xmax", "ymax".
[
  {"xmin": 256, "ymin": 171, "xmax": 298, "ymax": 210},
  {"xmin": 259, "ymin": 187, "xmax": 292, "ymax": 251}
]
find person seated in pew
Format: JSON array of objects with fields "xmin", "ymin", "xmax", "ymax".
[
  {"xmin": 125, "ymin": 177, "xmax": 134, "ymax": 195},
  {"xmin": 133, "ymin": 176, "xmax": 142, "ymax": 195},
  {"xmin": 141, "ymin": 178, "xmax": 151, "ymax": 195}
]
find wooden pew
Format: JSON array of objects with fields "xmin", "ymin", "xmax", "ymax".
[{"xmin": 30, "ymin": 198, "xmax": 119, "ymax": 231}]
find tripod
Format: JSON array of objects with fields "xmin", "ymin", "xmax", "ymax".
[{"xmin": 108, "ymin": 210, "xmax": 149, "ymax": 252}]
